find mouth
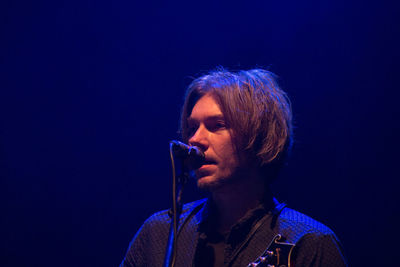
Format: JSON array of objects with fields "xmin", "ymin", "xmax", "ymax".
[
  {"xmin": 196, "ymin": 159, "xmax": 216, "ymax": 172},
  {"xmin": 201, "ymin": 158, "xmax": 216, "ymax": 166}
]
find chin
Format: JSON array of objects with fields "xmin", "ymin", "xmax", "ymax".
[
  {"xmin": 196, "ymin": 176, "xmax": 216, "ymax": 191},
  {"xmin": 196, "ymin": 175, "xmax": 225, "ymax": 192}
]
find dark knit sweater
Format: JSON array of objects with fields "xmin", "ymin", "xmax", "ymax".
[{"xmin": 121, "ymin": 198, "xmax": 347, "ymax": 267}]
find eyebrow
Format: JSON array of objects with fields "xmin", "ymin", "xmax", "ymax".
[{"xmin": 187, "ymin": 114, "xmax": 225, "ymax": 123}]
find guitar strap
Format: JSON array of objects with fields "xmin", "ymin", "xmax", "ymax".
[
  {"xmin": 227, "ymin": 202, "xmax": 287, "ymax": 266},
  {"xmin": 174, "ymin": 199, "xmax": 288, "ymax": 266}
]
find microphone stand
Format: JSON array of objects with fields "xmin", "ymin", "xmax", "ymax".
[{"xmin": 163, "ymin": 143, "xmax": 190, "ymax": 267}]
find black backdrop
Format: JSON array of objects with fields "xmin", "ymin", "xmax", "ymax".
[{"xmin": 1, "ymin": 1, "xmax": 399, "ymax": 266}]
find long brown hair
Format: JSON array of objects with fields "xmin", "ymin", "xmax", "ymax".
[{"xmin": 180, "ymin": 68, "xmax": 293, "ymax": 180}]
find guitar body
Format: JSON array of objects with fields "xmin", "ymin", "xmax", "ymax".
[{"xmin": 247, "ymin": 234, "xmax": 295, "ymax": 267}]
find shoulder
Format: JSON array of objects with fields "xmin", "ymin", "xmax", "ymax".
[
  {"xmin": 277, "ymin": 207, "xmax": 334, "ymax": 240},
  {"xmin": 275, "ymin": 207, "xmax": 347, "ymax": 266},
  {"xmin": 141, "ymin": 198, "xmax": 207, "ymax": 229},
  {"xmin": 121, "ymin": 199, "xmax": 207, "ymax": 267},
  {"xmin": 131, "ymin": 198, "xmax": 207, "ymax": 244}
]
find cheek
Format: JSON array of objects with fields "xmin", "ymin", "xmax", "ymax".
[
  {"xmin": 222, "ymin": 142, "xmax": 238, "ymax": 163},
  {"xmin": 214, "ymin": 134, "xmax": 236, "ymax": 155},
  {"xmin": 219, "ymin": 148, "xmax": 240, "ymax": 171}
]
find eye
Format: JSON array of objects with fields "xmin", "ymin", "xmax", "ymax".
[
  {"xmin": 215, "ymin": 120, "xmax": 226, "ymax": 129},
  {"xmin": 207, "ymin": 120, "xmax": 227, "ymax": 132},
  {"xmin": 219, "ymin": 120, "xmax": 227, "ymax": 127},
  {"xmin": 187, "ymin": 122, "xmax": 198, "ymax": 137}
]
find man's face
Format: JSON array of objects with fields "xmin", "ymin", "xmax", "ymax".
[{"xmin": 187, "ymin": 94, "xmax": 241, "ymax": 191}]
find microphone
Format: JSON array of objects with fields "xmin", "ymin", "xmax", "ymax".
[{"xmin": 170, "ymin": 140, "xmax": 205, "ymax": 170}]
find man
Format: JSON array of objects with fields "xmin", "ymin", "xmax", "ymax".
[{"xmin": 121, "ymin": 68, "xmax": 347, "ymax": 266}]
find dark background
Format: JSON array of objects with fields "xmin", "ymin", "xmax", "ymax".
[{"xmin": 1, "ymin": 0, "xmax": 399, "ymax": 266}]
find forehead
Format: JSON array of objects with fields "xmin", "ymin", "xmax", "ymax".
[{"xmin": 188, "ymin": 94, "xmax": 223, "ymax": 120}]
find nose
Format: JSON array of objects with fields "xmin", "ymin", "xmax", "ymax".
[{"xmin": 188, "ymin": 125, "xmax": 208, "ymax": 151}]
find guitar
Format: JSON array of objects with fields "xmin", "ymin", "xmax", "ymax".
[{"xmin": 247, "ymin": 234, "xmax": 295, "ymax": 267}]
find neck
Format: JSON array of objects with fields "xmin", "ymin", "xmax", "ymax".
[{"xmin": 211, "ymin": 174, "xmax": 269, "ymax": 233}]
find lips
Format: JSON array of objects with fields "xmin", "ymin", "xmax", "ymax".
[
  {"xmin": 196, "ymin": 159, "xmax": 215, "ymax": 172},
  {"xmin": 194, "ymin": 156, "xmax": 216, "ymax": 177},
  {"xmin": 201, "ymin": 158, "xmax": 216, "ymax": 166}
]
